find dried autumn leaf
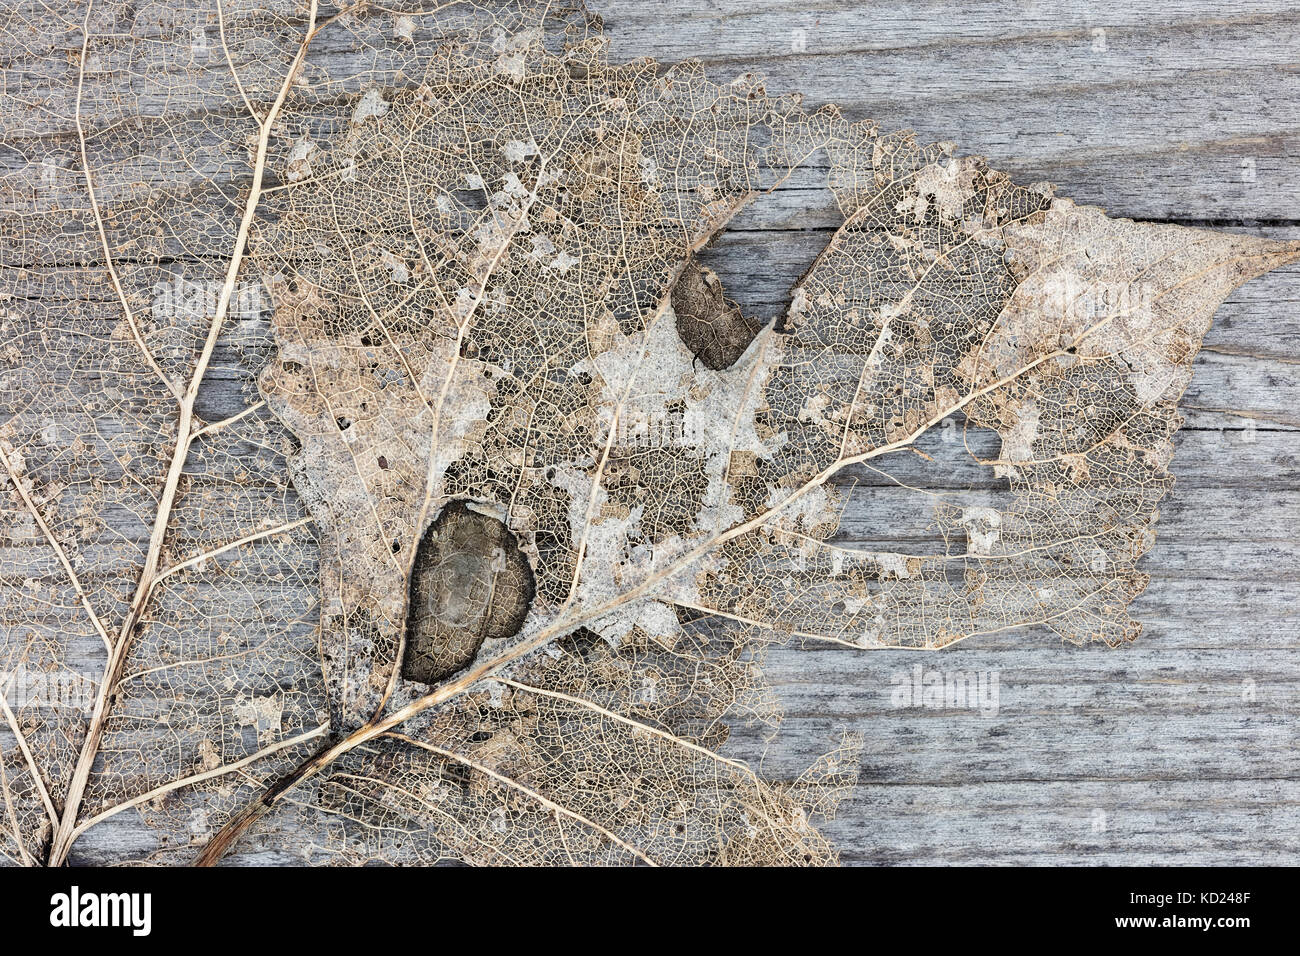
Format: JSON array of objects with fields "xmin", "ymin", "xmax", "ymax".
[{"xmin": 0, "ymin": 1, "xmax": 1295, "ymax": 867}]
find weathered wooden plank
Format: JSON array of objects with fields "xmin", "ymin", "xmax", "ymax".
[
  {"xmin": 7, "ymin": 0, "xmax": 1298, "ymax": 865},
  {"xmin": 6, "ymin": 2, "xmax": 1298, "ymax": 225},
  {"xmin": 12, "ymin": 224, "xmax": 1300, "ymax": 434},
  {"xmin": 726, "ymin": 638, "xmax": 1299, "ymax": 863},
  {"xmin": 601, "ymin": 1, "xmax": 1300, "ymax": 221},
  {"xmin": 822, "ymin": 779, "xmax": 1300, "ymax": 865}
]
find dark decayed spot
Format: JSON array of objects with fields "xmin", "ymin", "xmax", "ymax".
[
  {"xmin": 671, "ymin": 259, "xmax": 764, "ymax": 370},
  {"xmin": 402, "ymin": 501, "xmax": 535, "ymax": 685}
]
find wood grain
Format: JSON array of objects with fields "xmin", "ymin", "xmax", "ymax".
[{"xmin": 10, "ymin": 0, "xmax": 1299, "ymax": 865}]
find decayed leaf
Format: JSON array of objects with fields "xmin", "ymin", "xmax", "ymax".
[{"xmin": 0, "ymin": 0, "xmax": 1296, "ymax": 866}]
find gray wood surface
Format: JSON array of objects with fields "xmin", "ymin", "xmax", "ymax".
[
  {"xmin": 596, "ymin": 0, "xmax": 1300, "ymax": 865},
  {"xmin": 11, "ymin": 0, "xmax": 1300, "ymax": 865}
]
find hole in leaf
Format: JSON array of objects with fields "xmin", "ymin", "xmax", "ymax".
[
  {"xmin": 401, "ymin": 501, "xmax": 535, "ymax": 685},
  {"xmin": 451, "ymin": 188, "xmax": 488, "ymax": 212},
  {"xmin": 696, "ymin": 142, "xmax": 837, "ymax": 328}
]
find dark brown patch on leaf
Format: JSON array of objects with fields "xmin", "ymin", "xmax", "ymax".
[
  {"xmin": 402, "ymin": 501, "xmax": 535, "ymax": 685},
  {"xmin": 671, "ymin": 260, "xmax": 764, "ymax": 370}
]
